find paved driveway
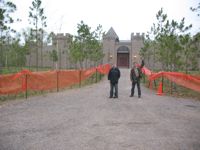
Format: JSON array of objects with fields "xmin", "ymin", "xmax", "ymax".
[{"xmin": 0, "ymin": 69, "xmax": 200, "ymax": 150}]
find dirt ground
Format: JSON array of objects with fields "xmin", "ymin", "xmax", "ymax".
[{"xmin": 0, "ymin": 69, "xmax": 200, "ymax": 150}]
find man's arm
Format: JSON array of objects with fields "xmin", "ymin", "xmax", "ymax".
[
  {"xmin": 108, "ymin": 69, "xmax": 111, "ymax": 80},
  {"xmin": 130, "ymin": 69, "xmax": 133, "ymax": 81},
  {"xmin": 140, "ymin": 60, "xmax": 145, "ymax": 69},
  {"xmin": 118, "ymin": 68, "xmax": 121, "ymax": 79}
]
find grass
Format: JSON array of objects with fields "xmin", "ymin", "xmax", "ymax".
[
  {"xmin": 0, "ymin": 66, "xmax": 52, "ymax": 75},
  {"xmin": 171, "ymin": 86, "xmax": 200, "ymax": 100},
  {"xmin": 151, "ymin": 69, "xmax": 200, "ymax": 74},
  {"xmin": 142, "ymin": 76, "xmax": 200, "ymax": 100}
]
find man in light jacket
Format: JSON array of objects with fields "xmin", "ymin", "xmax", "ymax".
[{"xmin": 130, "ymin": 60, "xmax": 144, "ymax": 98}]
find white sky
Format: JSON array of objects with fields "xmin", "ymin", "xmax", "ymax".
[{"xmin": 11, "ymin": 0, "xmax": 200, "ymax": 40}]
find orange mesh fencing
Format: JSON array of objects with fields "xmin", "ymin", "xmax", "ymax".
[
  {"xmin": 148, "ymin": 71, "xmax": 200, "ymax": 93},
  {"xmin": 0, "ymin": 64, "xmax": 111, "ymax": 95},
  {"xmin": 141, "ymin": 66, "xmax": 152, "ymax": 76},
  {"xmin": 81, "ymin": 67, "xmax": 96, "ymax": 81},
  {"xmin": 28, "ymin": 71, "xmax": 57, "ymax": 91},
  {"xmin": 0, "ymin": 74, "xmax": 23, "ymax": 94},
  {"xmin": 97, "ymin": 64, "xmax": 110, "ymax": 74},
  {"xmin": 58, "ymin": 70, "xmax": 80, "ymax": 89}
]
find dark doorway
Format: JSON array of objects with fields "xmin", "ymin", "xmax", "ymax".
[{"xmin": 117, "ymin": 53, "xmax": 129, "ymax": 68}]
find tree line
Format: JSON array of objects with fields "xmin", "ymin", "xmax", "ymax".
[
  {"xmin": 140, "ymin": 6, "xmax": 200, "ymax": 73},
  {"xmin": 0, "ymin": 0, "xmax": 200, "ymax": 73},
  {"xmin": 0, "ymin": 0, "xmax": 104, "ymax": 72}
]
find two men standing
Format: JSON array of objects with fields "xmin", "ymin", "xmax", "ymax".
[{"xmin": 108, "ymin": 60, "xmax": 144, "ymax": 99}]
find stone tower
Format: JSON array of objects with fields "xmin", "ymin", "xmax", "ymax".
[
  {"xmin": 102, "ymin": 27, "xmax": 119, "ymax": 65},
  {"xmin": 131, "ymin": 32, "xmax": 145, "ymax": 65},
  {"xmin": 52, "ymin": 33, "xmax": 72, "ymax": 69},
  {"xmin": 103, "ymin": 27, "xmax": 144, "ymax": 68}
]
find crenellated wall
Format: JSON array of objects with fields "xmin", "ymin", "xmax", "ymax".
[
  {"xmin": 26, "ymin": 29, "xmax": 146, "ymax": 69},
  {"xmin": 130, "ymin": 32, "xmax": 144, "ymax": 67},
  {"xmin": 102, "ymin": 30, "xmax": 145, "ymax": 68}
]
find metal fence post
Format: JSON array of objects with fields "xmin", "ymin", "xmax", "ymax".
[
  {"xmin": 79, "ymin": 70, "xmax": 81, "ymax": 87},
  {"xmin": 95, "ymin": 68, "xmax": 97, "ymax": 83},
  {"xmin": 25, "ymin": 74, "xmax": 28, "ymax": 99},
  {"xmin": 57, "ymin": 71, "xmax": 59, "ymax": 92},
  {"xmin": 162, "ymin": 74, "xmax": 164, "ymax": 93}
]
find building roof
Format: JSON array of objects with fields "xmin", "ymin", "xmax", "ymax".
[{"xmin": 104, "ymin": 27, "xmax": 119, "ymax": 39}]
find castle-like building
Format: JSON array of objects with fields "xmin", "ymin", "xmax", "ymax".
[
  {"xmin": 103, "ymin": 27, "xmax": 144, "ymax": 68},
  {"xmin": 26, "ymin": 27, "xmax": 144, "ymax": 69}
]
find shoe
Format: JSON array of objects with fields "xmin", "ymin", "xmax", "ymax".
[
  {"xmin": 113, "ymin": 96, "xmax": 118, "ymax": 98},
  {"xmin": 109, "ymin": 96, "xmax": 113, "ymax": 98},
  {"xmin": 129, "ymin": 95, "xmax": 133, "ymax": 97},
  {"xmin": 138, "ymin": 95, "xmax": 141, "ymax": 98}
]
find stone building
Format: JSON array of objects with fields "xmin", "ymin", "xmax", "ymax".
[
  {"xmin": 26, "ymin": 33, "xmax": 72, "ymax": 69},
  {"xmin": 103, "ymin": 27, "xmax": 144, "ymax": 68},
  {"xmin": 51, "ymin": 33, "xmax": 72, "ymax": 69},
  {"xmin": 26, "ymin": 27, "xmax": 144, "ymax": 69}
]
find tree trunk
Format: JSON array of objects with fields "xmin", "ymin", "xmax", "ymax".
[
  {"xmin": 36, "ymin": 19, "xmax": 38, "ymax": 71},
  {"xmin": 185, "ymin": 55, "xmax": 188, "ymax": 74},
  {"xmin": 41, "ymin": 35, "xmax": 43, "ymax": 68}
]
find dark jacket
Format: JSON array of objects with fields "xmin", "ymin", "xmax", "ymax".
[
  {"xmin": 108, "ymin": 67, "xmax": 120, "ymax": 84},
  {"xmin": 130, "ymin": 60, "xmax": 144, "ymax": 82}
]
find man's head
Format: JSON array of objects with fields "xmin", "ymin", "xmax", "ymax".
[
  {"xmin": 112, "ymin": 64, "xmax": 117, "ymax": 68},
  {"xmin": 133, "ymin": 62, "xmax": 137, "ymax": 68}
]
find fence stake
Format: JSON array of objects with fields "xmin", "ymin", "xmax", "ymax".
[
  {"xmin": 162, "ymin": 74, "xmax": 164, "ymax": 93},
  {"xmin": 143, "ymin": 74, "xmax": 146, "ymax": 83},
  {"xmin": 170, "ymin": 81, "xmax": 173, "ymax": 95},
  {"xmin": 95, "ymin": 68, "xmax": 97, "ymax": 83},
  {"xmin": 25, "ymin": 74, "xmax": 28, "ymax": 99},
  {"xmin": 79, "ymin": 70, "xmax": 81, "ymax": 87},
  {"xmin": 57, "ymin": 71, "xmax": 59, "ymax": 92},
  {"xmin": 148, "ymin": 81, "xmax": 150, "ymax": 88},
  {"xmin": 154, "ymin": 80, "xmax": 157, "ymax": 88}
]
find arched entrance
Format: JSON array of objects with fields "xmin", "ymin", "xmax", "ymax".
[{"xmin": 117, "ymin": 46, "xmax": 129, "ymax": 68}]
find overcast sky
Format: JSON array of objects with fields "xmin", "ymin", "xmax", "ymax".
[{"xmin": 11, "ymin": 0, "xmax": 200, "ymax": 40}]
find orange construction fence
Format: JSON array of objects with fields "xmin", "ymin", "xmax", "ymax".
[
  {"xmin": 142, "ymin": 67, "xmax": 200, "ymax": 93},
  {"xmin": 0, "ymin": 64, "xmax": 111, "ymax": 95}
]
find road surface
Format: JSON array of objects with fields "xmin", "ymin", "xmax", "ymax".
[{"xmin": 0, "ymin": 69, "xmax": 200, "ymax": 150}]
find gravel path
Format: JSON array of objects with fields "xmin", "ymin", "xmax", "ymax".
[{"xmin": 0, "ymin": 69, "xmax": 200, "ymax": 150}]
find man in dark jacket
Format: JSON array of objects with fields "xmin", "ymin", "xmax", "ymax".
[
  {"xmin": 130, "ymin": 60, "xmax": 144, "ymax": 98},
  {"xmin": 108, "ymin": 64, "xmax": 120, "ymax": 98}
]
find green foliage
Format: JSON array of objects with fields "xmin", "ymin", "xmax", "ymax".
[
  {"xmin": 28, "ymin": 0, "xmax": 47, "ymax": 70},
  {"xmin": 0, "ymin": 0, "xmax": 17, "ymax": 66},
  {"xmin": 69, "ymin": 21, "xmax": 104, "ymax": 68},
  {"xmin": 0, "ymin": 0, "xmax": 28, "ymax": 72},
  {"xmin": 0, "ymin": 36, "xmax": 28, "ymax": 70},
  {"xmin": 0, "ymin": 0, "xmax": 16, "ymax": 33},
  {"xmin": 190, "ymin": 2, "xmax": 200, "ymax": 17},
  {"xmin": 50, "ymin": 49, "xmax": 58, "ymax": 62},
  {"xmin": 141, "ymin": 8, "xmax": 199, "ymax": 72}
]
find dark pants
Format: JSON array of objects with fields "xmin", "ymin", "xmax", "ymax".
[
  {"xmin": 131, "ymin": 80, "xmax": 141, "ymax": 97},
  {"xmin": 110, "ymin": 83, "xmax": 118, "ymax": 98}
]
